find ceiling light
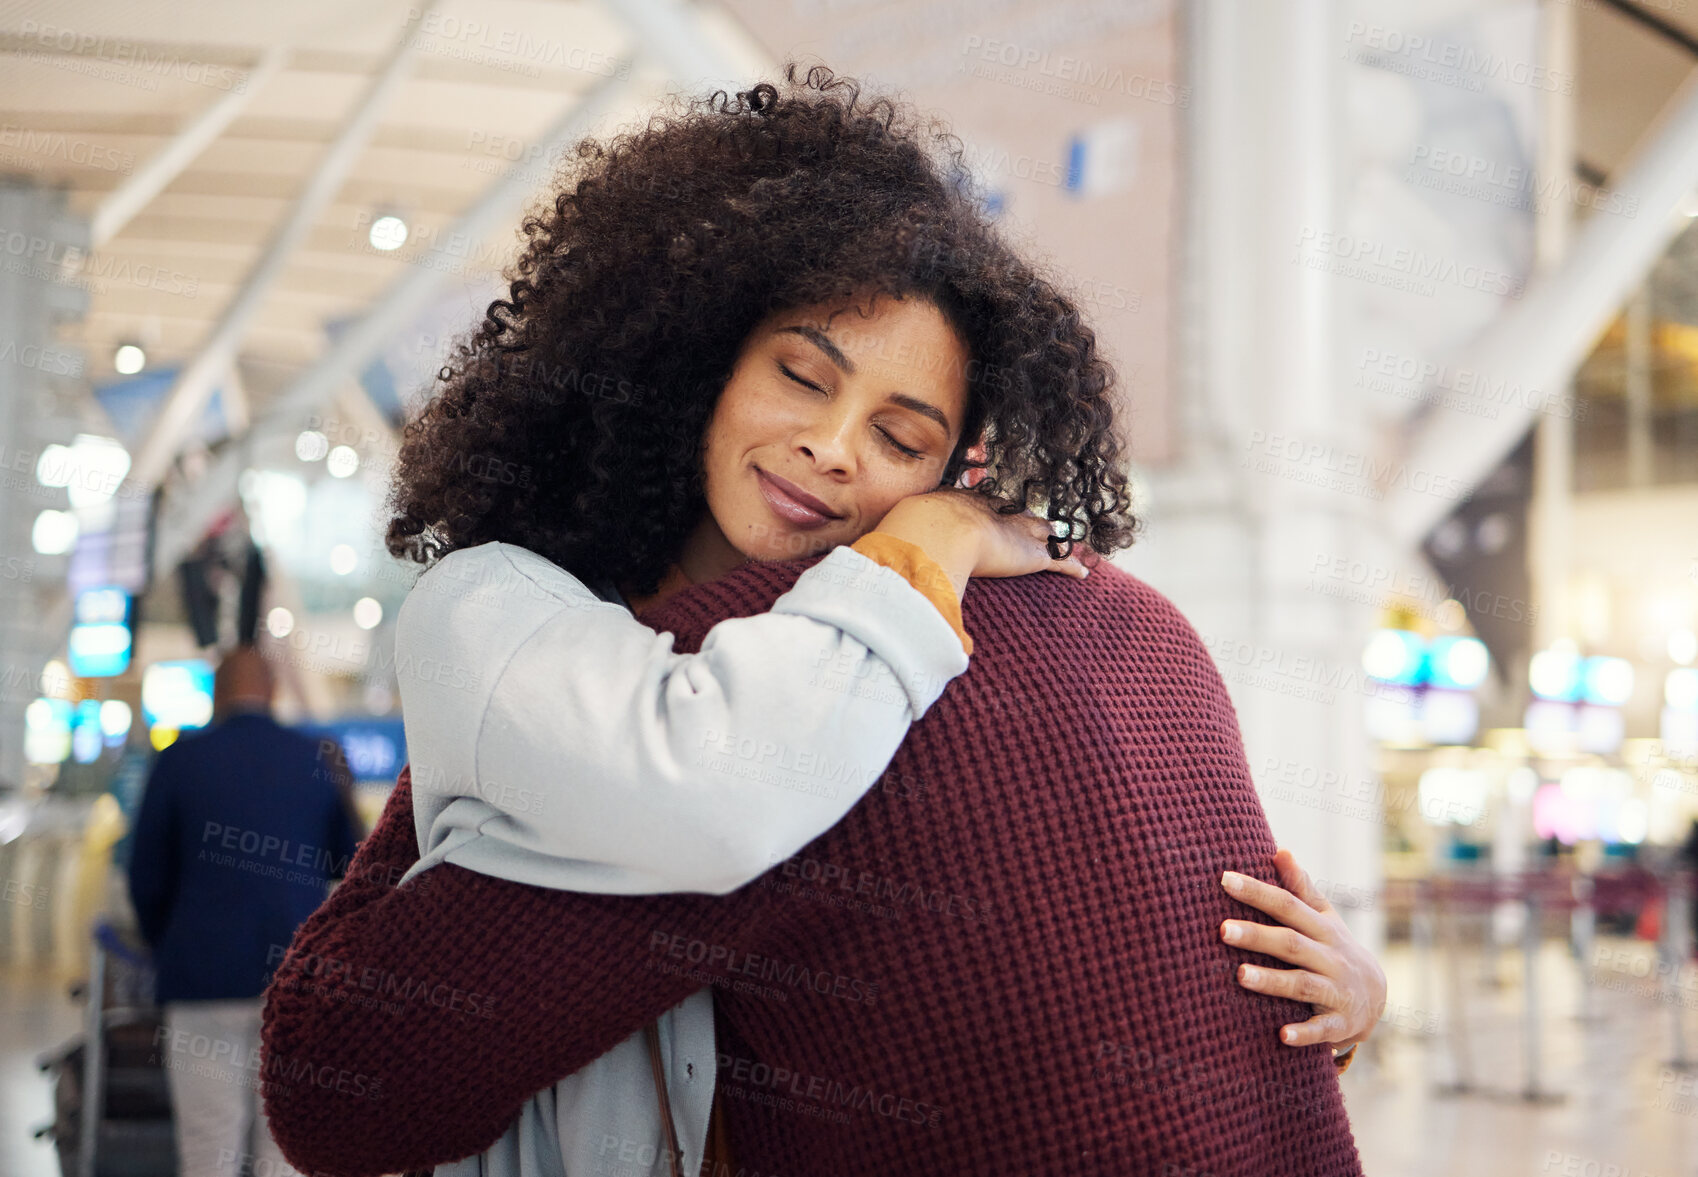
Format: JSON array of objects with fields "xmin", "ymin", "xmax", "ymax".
[
  {"xmin": 114, "ymin": 343, "xmax": 146, "ymax": 375},
  {"xmin": 369, "ymin": 214, "xmax": 409, "ymax": 251}
]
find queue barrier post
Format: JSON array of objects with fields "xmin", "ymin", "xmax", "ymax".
[{"xmin": 1665, "ymin": 873, "xmax": 1695, "ymax": 1072}]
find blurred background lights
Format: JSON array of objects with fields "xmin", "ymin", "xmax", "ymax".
[
  {"xmin": 24, "ymin": 698, "xmax": 72, "ymax": 765},
  {"xmin": 39, "ymin": 660, "xmax": 69, "ymax": 698},
  {"xmin": 326, "ymin": 445, "xmax": 360, "ymax": 478},
  {"xmin": 141, "ymin": 661, "xmax": 214, "ymax": 730},
  {"xmin": 71, "ymin": 700, "xmax": 102, "ymax": 763},
  {"xmin": 98, "ymin": 699, "xmax": 132, "ymax": 740},
  {"xmin": 1580, "ymin": 656, "xmax": 1635, "ymax": 707},
  {"xmin": 295, "ymin": 430, "xmax": 329, "ymax": 461},
  {"xmin": 1665, "ymin": 667, "xmax": 1698, "ymax": 711},
  {"xmin": 1428, "ymin": 636, "xmax": 1489, "ymax": 691},
  {"xmin": 67, "ymin": 620, "xmax": 131, "ymax": 678},
  {"xmin": 35, "ymin": 444, "xmax": 71, "ymax": 488},
  {"xmin": 329, "ymin": 544, "xmax": 357, "ymax": 575},
  {"xmin": 266, "ymin": 606, "xmax": 295, "ymax": 638},
  {"xmin": 1609, "ymin": 798, "xmax": 1649, "ymax": 845},
  {"xmin": 1416, "ymin": 766, "xmax": 1486, "ymax": 827},
  {"xmin": 368, "ymin": 213, "xmax": 408, "ymax": 251},
  {"xmin": 47, "ymin": 435, "xmax": 133, "ymax": 510},
  {"xmin": 353, "ymin": 597, "xmax": 383, "ymax": 629},
  {"xmin": 238, "ymin": 469, "xmax": 307, "ymax": 549},
  {"xmin": 112, "ymin": 342, "xmax": 145, "ymax": 375},
  {"xmin": 1507, "ymin": 766, "xmax": 1539, "ymax": 805},
  {"xmin": 1669, "ymin": 628, "xmax": 1697, "ymax": 666},
  {"xmin": 1529, "ymin": 647, "xmax": 1583, "ymax": 701},
  {"xmin": 31, "ymin": 509, "xmax": 78, "ymax": 555},
  {"xmin": 1363, "ymin": 628, "xmax": 1425, "ymax": 684}
]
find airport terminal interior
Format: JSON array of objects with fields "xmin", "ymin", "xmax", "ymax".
[{"xmin": 4, "ymin": 0, "xmax": 1698, "ymax": 1174}]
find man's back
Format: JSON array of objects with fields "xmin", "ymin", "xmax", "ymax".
[
  {"xmin": 261, "ymin": 555, "xmax": 1363, "ymax": 1177},
  {"xmin": 129, "ymin": 711, "xmax": 361, "ymax": 1002},
  {"xmin": 647, "ymin": 556, "xmax": 1364, "ymax": 1176}
]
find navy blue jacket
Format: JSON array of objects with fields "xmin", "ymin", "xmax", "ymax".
[{"xmin": 127, "ymin": 709, "xmax": 363, "ymax": 1003}]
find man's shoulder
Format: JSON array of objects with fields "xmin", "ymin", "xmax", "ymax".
[
  {"xmin": 965, "ymin": 555, "xmax": 1198, "ymax": 636},
  {"xmin": 635, "ymin": 547, "xmax": 1206, "ymax": 659},
  {"xmin": 636, "ymin": 553, "xmax": 827, "ymax": 640}
]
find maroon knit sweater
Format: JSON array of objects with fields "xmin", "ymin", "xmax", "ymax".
[{"xmin": 261, "ymin": 554, "xmax": 1363, "ymax": 1177}]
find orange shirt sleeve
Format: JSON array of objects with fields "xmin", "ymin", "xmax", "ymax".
[{"xmin": 848, "ymin": 532, "xmax": 973, "ymax": 656}]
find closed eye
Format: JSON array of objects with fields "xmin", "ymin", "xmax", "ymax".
[
  {"xmin": 778, "ymin": 361, "xmax": 826, "ymax": 393},
  {"xmin": 781, "ymin": 360, "xmax": 923, "ymax": 459},
  {"xmin": 879, "ymin": 429, "xmax": 923, "ymax": 459}
]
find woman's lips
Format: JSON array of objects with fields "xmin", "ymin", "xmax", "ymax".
[{"xmin": 754, "ymin": 467, "xmax": 840, "ymax": 529}]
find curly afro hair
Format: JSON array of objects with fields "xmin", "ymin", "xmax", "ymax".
[{"xmin": 385, "ymin": 62, "xmax": 1139, "ymax": 597}]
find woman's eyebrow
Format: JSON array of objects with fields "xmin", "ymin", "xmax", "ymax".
[
  {"xmin": 775, "ymin": 324, "xmax": 953, "ymax": 433},
  {"xmin": 775, "ymin": 324, "xmax": 856, "ymax": 375},
  {"xmin": 887, "ymin": 393, "xmax": 952, "ymax": 433}
]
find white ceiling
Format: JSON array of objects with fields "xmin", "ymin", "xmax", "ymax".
[
  {"xmin": 0, "ymin": 0, "xmax": 690, "ymax": 408},
  {"xmin": 0, "ymin": 0, "xmax": 1692, "ymax": 424}
]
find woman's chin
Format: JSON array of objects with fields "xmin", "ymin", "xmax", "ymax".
[{"xmin": 737, "ymin": 531, "xmax": 837, "ymax": 563}]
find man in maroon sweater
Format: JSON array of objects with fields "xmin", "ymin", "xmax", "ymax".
[{"xmin": 261, "ymin": 554, "xmax": 1365, "ymax": 1177}]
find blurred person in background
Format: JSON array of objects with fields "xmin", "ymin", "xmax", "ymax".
[{"xmin": 128, "ymin": 643, "xmax": 365, "ymax": 1177}]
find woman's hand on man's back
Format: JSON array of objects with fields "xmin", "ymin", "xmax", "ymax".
[{"xmin": 1218, "ymin": 847, "xmax": 1388, "ymax": 1058}]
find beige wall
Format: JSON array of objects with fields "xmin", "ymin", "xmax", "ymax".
[{"xmin": 723, "ymin": 0, "xmax": 1181, "ymax": 460}]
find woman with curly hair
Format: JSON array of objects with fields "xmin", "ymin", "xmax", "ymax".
[{"xmin": 263, "ymin": 64, "xmax": 1382, "ymax": 1177}]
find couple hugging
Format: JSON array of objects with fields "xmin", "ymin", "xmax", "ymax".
[{"xmin": 261, "ymin": 64, "xmax": 1378, "ymax": 1177}]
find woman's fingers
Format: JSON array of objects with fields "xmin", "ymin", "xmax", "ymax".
[
  {"xmin": 1277, "ymin": 1010, "xmax": 1352, "ymax": 1047},
  {"xmin": 1272, "ymin": 847, "xmax": 1333, "ymax": 914},
  {"xmin": 1220, "ymin": 919, "xmax": 1330, "ymax": 971},
  {"xmin": 1221, "ymin": 871, "xmax": 1332, "ymax": 942},
  {"xmin": 1235, "ymin": 963, "xmax": 1342, "ymax": 1011},
  {"xmin": 1222, "ymin": 859, "xmax": 1389, "ymax": 1052}
]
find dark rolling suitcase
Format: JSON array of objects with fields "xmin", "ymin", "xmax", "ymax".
[{"xmin": 34, "ymin": 921, "xmax": 176, "ymax": 1177}]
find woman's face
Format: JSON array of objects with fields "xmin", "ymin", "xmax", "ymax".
[{"xmin": 698, "ymin": 294, "xmax": 972, "ymax": 562}]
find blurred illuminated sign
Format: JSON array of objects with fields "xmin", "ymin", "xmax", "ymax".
[
  {"xmin": 1362, "ymin": 629, "xmax": 1426, "ymax": 686},
  {"xmin": 1362, "ymin": 631, "xmax": 1487, "ymax": 746},
  {"xmin": 1427, "ymin": 637, "xmax": 1489, "ymax": 691},
  {"xmin": 294, "ymin": 719, "xmax": 406, "ymax": 783},
  {"xmin": 71, "ymin": 700, "xmax": 102, "ymax": 763},
  {"xmin": 1419, "ymin": 689, "xmax": 1478, "ymax": 745},
  {"xmin": 1529, "ymin": 648, "xmax": 1582, "ymax": 702},
  {"xmin": 1533, "ymin": 768, "xmax": 1645, "ymax": 846},
  {"xmin": 1363, "ymin": 630, "xmax": 1490, "ymax": 691},
  {"xmin": 1580, "ymin": 657, "xmax": 1634, "ymax": 707},
  {"xmin": 1529, "ymin": 650, "xmax": 1634, "ymax": 706},
  {"xmin": 142, "ymin": 661, "xmax": 214, "ymax": 730},
  {"xmin": 68, "ymin": 587, "xmax": 133, "ymax": 677},
  {"xmin": 1416, "ymin": 767, "xmax": 1486, "ymax": 826},
  {"xmin": 24, "ymin": 698, "xmax": 72, "ymax": 764}
]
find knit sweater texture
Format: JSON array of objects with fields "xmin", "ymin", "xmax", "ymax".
[{"xmin": 260, "ymin": 552, "xmax": 1364, "ymax": 1177}]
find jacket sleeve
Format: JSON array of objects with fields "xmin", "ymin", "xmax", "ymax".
[
  {"xmin": 260, "ymin": 769, "xmax": 779, "ymax": 1177},
  {"xmin": 125, "ymin": 749, "xmax": 177, "ymax": 947},
  {"xmin": 400, "ymin": 539, "xmax": 968, "ymax": 896}
]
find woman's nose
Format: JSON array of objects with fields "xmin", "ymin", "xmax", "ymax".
[{"xmin": 793, "ymin": 417, "xmax": 857, "ymax": 474}]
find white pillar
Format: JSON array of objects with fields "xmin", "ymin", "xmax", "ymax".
[
  {"xmin": 1127, "ymin": 0, "xmax": 1381, "ymax": 946},
  {"xmin": 0, "ymin": 183, "xmax": 88, "ymax": 791},
  {"xmin": 1529, "ymin": 0, "xmax": 1579, "ymax": 650}
]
